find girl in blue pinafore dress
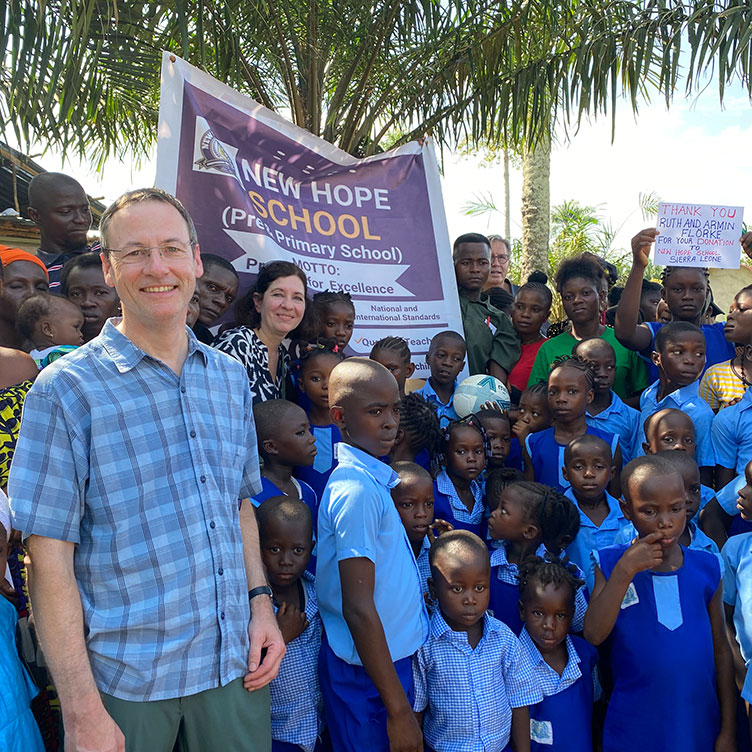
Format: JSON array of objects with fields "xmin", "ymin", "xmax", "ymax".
[{"xmin": 584, "ymin": 456, "xmax": 736, "ymax": 752}]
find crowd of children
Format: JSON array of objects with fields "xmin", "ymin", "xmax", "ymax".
[{"xmin": 6, "ymin": 222, "xmax": 752, "ymax": 752}]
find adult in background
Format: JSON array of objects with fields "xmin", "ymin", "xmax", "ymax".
[
  {"xmin": 0, "ymin": 247, "xmax": 49, "ymax": 349},
  {"xmin": 215, "ymin": 260, "xmax": 308, "ymax": 404},
  {"xmin": 453, "ymin": 232, "xmax": 520, "ymax": 383},
  {"xmin": 60, "ymin": 252, "xmax": 121, "ymax": 342},
  {"xmin": 27, "ymin": 172, "xmax": 93, "ymax": 290},
  {"xmin": 485, "ymin": 234, "xmax": 517, "ymax": 296},
  {"xmin": 193, "ymin": 253, "xmax": 239, "ymax": 344},
  {"xmin": 9, "ymin": 188, "xmax": 284, "ymax": 752}
]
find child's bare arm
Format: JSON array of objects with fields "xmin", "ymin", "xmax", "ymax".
[
  {"xmin": 710, "ymin": 585, "xmax": 737, "ymax": 751},
  {"xmin": 522, "ymin": 442, "xmax": 534, "ymax": 481},
  {"xmin": 339, "ymin": 557, "xmax": 423, "ymax": 752},
  {"xmin": 614, "ymin": 228, "xmax": 657, "ymax": 352},
  {"xmin": 723, "ymin": 603, "xmax": 746, "ymax": 693},
  {"xmin": 716, "ymin": 465, "xmax": 736, "ymax": 492},
  {"xmin": 510, "ymin": 706, "xmax": 530, "ymax": 752},
  {"xmin": 700, "ymin": 499, "xmax": 731, "ymax": 551},
  {"xmin": 583, "ymin": 534, "xmax": 664, "ymax": 645}
]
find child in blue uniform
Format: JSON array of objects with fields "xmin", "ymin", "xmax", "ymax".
[
  {"xmin": 573, "ymin": 338, "xmax": 641, "ymax": 463},
  {"xmin": 478, "ymin": 409, "xmax": 512, "ymax": 472},
  {"xmin": 722, "ymin": 528, "xmax": 752, "ymax": 739},
  {"xmin": 412, "ymin": 530, "xmax": 543, "ymax": 752},
  {"xmin": 584, "ymin": 455, "xmax": 736, "ymax": 752},
  {"xmin": 316, "ymin": 359, "xmax": 429, "ymax": 752},
  {"xmin": 561, "ymin": 435, "xmax": 629, "ymax": 591},
  {"xmin": 294, "ymin": 343, "xmax": 344, "ymax": 501},
  {"xmin": 389, "ymin": 392, "xmax": 442, "ymax": 474},
  {"xmin": 524, "ymin": 357, "xmax": 621, "ymax": 494},
  {"xmin": 614, "ymin": 227, "xmax": 735, "ymax": 382},
  {"xmin": 309, "ymin": 290, "xmax": 355, "ymax": 353},
  {"xmin": 486, "ymin": 478, "xmax": 586, "ymax": 634},
  {"xmin": 712, "ymin": 373, "xmax": 752, "ymax": 489},
  {"xmin": 257, "ymin": 497, "xmax": 324, "ymax": 752},
  {"xmin": 391, "ymin": 461, "xmax": 453, "ymax": 603},
  {"xmin": 639, "ymin": 321, "xmax": 716, "ymax": 485},
  {"xmin": 370, "ymin": 336, "xmax": 415, "ymax": 399},
  {"xmin": 416, "ymin": 331, "xmax": 466, "ymax": 424},
  {"xmin": 509, "ymin": 382, "xmax": 551, "ymax": 471},
  {"xmin": 432, "ymin": 417, "xmax": 488, "ymax": 538},
  {"xmin": 518, "ymin": 556, "xmax": 598, "ymax": 751}
]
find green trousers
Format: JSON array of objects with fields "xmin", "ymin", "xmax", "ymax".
[{"xmin": 101, "ymin": 679, "xmax": 270, "ymax": 752}]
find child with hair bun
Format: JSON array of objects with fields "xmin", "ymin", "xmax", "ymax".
[
  {"xmin": 486, "ymin": 478, "xmax": 586, "ymax": 635},
  {"xmin": 519, "ymin": 556, "xmax": 598, "ymax": 751},
  {"xmin": 431, "ymin": 417, "xmax": 488, "ymax": 539}
]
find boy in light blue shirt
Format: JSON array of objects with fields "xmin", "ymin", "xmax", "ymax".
[
  {"xmin": 412, "ymin": 530, "xmax": 542, "ymax": 752},
  {"xmin": 416, "ymin": 331, "xmax": 466, "ymax": 425},
  {"xmin": 712, "ymin": 383, "xmax": 752, "ymax": 489},
  {"xmin": 573, "ymin": 338, "xmax": 641, "ymax": 463},
  {"xmin": 639, "ymin": 321, "xmax": 715, "ymax": 485},
  {"xmin": 316, "ymin": 359, "xmax": 429, "ymax": 752},
  {"xmin": 561, "ymin": 434, "xmax": 630, "ymax": 591}
]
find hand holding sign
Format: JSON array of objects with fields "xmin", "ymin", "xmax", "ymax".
[{"xmin": 654, "ymin": 202, "xmax": 745, "ymax": 268}]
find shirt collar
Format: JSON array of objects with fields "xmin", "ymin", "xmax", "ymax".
[
  {"xmin": 646, "ymin": 378, "xmax": 700, "ymax": 407},
  {"xmin": 334, "ymin": 442, "xmax": 400, "ymax": 489},
  {"xmin": 436, "ymin": 468, "xmax": 482, "ymax": 502},
  {"xmin": 564, "ymin": 487, "xmax": 624, "ymax": 520},
  {"xmin": 430, "ymin": 608, "xmax": 500, "ymax": 642},
  {"xmin": 421, "ymin": 378, "xmax": 456, "ymax": 405},
  {"xmin": 587, "ymin": 390, "xmax": 622, "ymax": 418},
  {"xmin": 99, "ymin": 318, "xmax": 207, "ymax": 373},
  {"xmin": 519, "ymin": 628, "xmax": 582, "ymax": 679}
]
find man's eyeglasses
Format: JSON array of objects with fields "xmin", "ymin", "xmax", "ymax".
[
  {"xmin": 491, "ymin": 254, "xmax": 509, "ymax": 263},
  {"xmin": 103, "ymin": 244, "xmax": 194, "ymax": 265}
]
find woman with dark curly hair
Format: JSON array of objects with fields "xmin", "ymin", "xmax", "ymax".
[
  {"xmin": 527, "ymin": 254, "xmax": 648, "ymax": 402},
  {"xmin": 214, "ymin": 261, "xmax": 309, "ymax": 404}
]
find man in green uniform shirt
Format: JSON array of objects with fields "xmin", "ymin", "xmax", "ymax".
[{"xmin": 453, "ymin": 233, "xmax": 520, "ymax": 383}]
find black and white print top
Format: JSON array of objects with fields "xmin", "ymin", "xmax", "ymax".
[{"xmin": 214, "ymin": 325, "xmax": 289, "ymax": 405}]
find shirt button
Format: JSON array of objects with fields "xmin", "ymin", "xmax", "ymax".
[
  {"xmin": 190, "ymin": 430, "xmax": 196, "ymax": 438},
  {"xmin": 200, "ymin": 475, "xmax": 206, "ymax": 483},
  {"xmin": 181, "ymin": 386, "xmax": 186, "ymax": 394},
  {"xmin": 218, "ymin": 567, "xmax": 224, "ymax": 576},
  {"xmin": 210, "ymin": 521, "xmax": 216, "ymax": 529},
  {"xmin": 220, "ymin": 611, "xmax": 225, "ymax": 620}
]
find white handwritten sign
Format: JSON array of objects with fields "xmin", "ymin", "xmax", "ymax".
[{"xmin": 654, "ymin": 202, "xmax": 744, "ymax": 268}]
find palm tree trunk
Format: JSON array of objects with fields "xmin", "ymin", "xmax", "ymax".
[
  {"xmin": 520, "ymin": 131, "xmax": 550, "ymax": 279},
  {"xmin": 503, "ymin": 148, "xmax": 511, "ymax": 242}
]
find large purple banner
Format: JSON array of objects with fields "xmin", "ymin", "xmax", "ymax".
[{"xmin": 156, "ymin": 53, "xmax": 464, "ymax": 377}]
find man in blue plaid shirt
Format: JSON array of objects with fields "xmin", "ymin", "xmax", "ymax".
[{"xmin": 9, "ymin": 189, "xmax": 285, "ymax": 752}]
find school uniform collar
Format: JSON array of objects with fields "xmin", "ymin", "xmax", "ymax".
[
  {"xmin": 645, "ymin": 378, "xmax": 701, "ymax": 408},
  {"xmin": 736, "ymin": 387, "xmax": 752, "ymax": 412},
  {"xmin": 490, "ymin": 542, "xmax": 548, "ymax": 570},
  {"xmin": 586, "ymin": 390, "xmax": 624, "ymax": 419},
  {"xmin": 421, "ymin": 377, "xmax": 457, "ymax": 406},
  {"xmin": 99, "ymin": 318, "xmax": 207, "ymax": 373},
  {"xmin": 430, "ymin": 609, "xmax": 500, "ymax": 644},
  {"xmin": 564, "ymin": 488, "xmax": 625, "ymax": 529},
  {"xmin": 334, "ymin": 442, "xmax": 400, "ymax": 489},
  {"xmin": 435, "ymin": 468, "xmax": 483, "ymax": 506},
  {"xmin": 519, "ymin": 628, "xmax": 583, "ymax": 683}
]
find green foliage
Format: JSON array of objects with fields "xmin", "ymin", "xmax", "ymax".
[{"xmin": 3, "ymin": 1, "xmax": 752, "ymax": 165}]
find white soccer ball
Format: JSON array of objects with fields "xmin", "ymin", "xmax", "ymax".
[{"xmin": 453, "ymin": 374, "xmax": 511, "ymax": 418}]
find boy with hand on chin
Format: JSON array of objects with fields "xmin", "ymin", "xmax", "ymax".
[
  {"xmin": 639, "ymin": 321, "xmax": 715, "ymax": 486},
  {"xmin": 316, "ymin": 358, "xmax": 429, "ymax": 752}
]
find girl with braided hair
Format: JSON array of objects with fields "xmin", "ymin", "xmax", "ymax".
[
  {"xmin": 388, "ymin": 391, "xmax": 442, "ymax": 473},
  {"xmin": 614, "ymin": 227, "xmax": 736, "ymax": 383},
  {"xmin": 309, "ymin": 290, "xmax": 355, "ymax": 352},
  {"xmin": 486, "ymin": 478, "xmax": 586, "ymax": 634},
  {"xmin": 518, "ymin": 556, "xmax": 599, "ymax": 751},
  {"xmin": 523, "ymin": 357, "xmax": 622, "ymax": 494}
]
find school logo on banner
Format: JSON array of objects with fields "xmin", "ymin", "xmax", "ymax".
[{"xmin": 155, "ymin": 53, "xmax": 465, "ymax": 379}]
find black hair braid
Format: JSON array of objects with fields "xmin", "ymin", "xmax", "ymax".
[
  {"xmin": 534, "ymin": 487, "xmax": 581, "ymax": 556},
  {"xmin": 660, "ymin": 266, "xmax": 710, "ymax": 286},
  {"xmin": 525, "ymin": 381, "xmax": 549, "ymax": 397},
  {"xmin": 518, "ymin": 554, "xmax": 585, "ymax": 608},
  {"xmin": 310, "ymin": 290, "xmax": 355, "ymax": 314},
  {"xmin": 517, "ymin": 271, "xmax": 553, "ymax": 308},
  {"xmin": 370, "ymin": 335, "xmax": 412, "ymax": 364},
  {"xmin": 549, "ymin": 354, "xmax": 595, "ymax": 390},
  {"xmin": 399, "ymin": 392, "xmax": 442, "ymax": 457},
  {"xmin": 293, "ymin": 337, "xmax": 344, "ymax": 374},
  {"xmin": 431, "ymin": 415, "xmax": 489, "ymax": 476}
]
